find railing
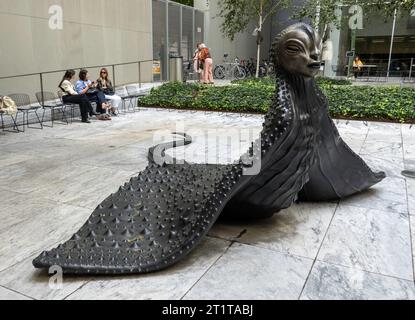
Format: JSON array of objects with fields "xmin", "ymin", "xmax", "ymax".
[
  {"xmin": 335, "ymin": 58, "xmax": 415, "ymax": 81},
  {"xmin": 0, "ymin": 59, "xmax": 154, "ymax": 105}
]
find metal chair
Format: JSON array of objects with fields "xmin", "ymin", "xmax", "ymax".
[
  {"xmin": 36, "ymin": 91, "xmax": 68, "ymax": 127},
  {"xmin": 0, "ymin": 108, "xmax": 23, "ymax": 133},
  {"xmin": 124, "ymin": 85, "xmax": 146, "ymax": 113},
  {"xmin": 57, "ymin": 91, "xmax": 79, "ymax": 122},
  {"xmin": 8, "ymin": 93, "xmax": 43, "ymax": 130}
]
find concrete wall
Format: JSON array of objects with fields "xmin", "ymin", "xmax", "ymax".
[{"xmin": 0, "ymin": 0, "xmax": 153, "ymax": 101}]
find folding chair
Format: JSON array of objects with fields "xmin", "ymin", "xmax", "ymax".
[
  {"xmin": 57, "ymin": 91, "xmax": 78, "ymax": 122},
  {"xmin": 36, "ymin": 92, "xmax": 68, "ymax": 127},
  {"xmin": 8, "ymin": 93, "xmax": 43, "ymax": 130},
  {"xmin": 125, "ymin": 85, "xmax": 146, "ymax": 113},
  {"xmin": 0, "ymin": 109, "xmax": 23, "ymax": 133}
]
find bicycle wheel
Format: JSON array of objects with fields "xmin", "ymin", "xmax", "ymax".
[
  {"xmin": 214, "ymin": 66, "xmax": 226, "ymax": 79},
  {"xmin": 233, "ymin": 66, "xmax": 247, "ymax": 80}
]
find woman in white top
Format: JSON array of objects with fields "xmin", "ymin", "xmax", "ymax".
[
  {"xmin": 193, "ymin": 43, "xmax": 202, "ymax": 82},
  {"xmin": 96, "ymin": 68, "xmax": 122, "ymax": 116},
  {"xmin": 59, "ymin": 70, "xmax": 97, "ymax": 123}
]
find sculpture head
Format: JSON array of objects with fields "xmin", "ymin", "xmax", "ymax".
[{"xmin": 271, "ymin": 23, "xmax": 322, "ymax": 78}]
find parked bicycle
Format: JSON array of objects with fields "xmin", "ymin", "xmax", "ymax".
[
  {"xmin": 239, "ymin": 58, "xmax": 275, "ymax": 78},
  {"xmin": 213, "ymin": 54, "xmax": 247, "ymax": 80}
]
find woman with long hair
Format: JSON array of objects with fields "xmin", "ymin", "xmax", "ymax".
[
  {"xmin": 193, "ymin": 43, "xmax": 202, "ymax": 82},
  {"xmin": 199, "ymin": 44, "xmax": 213, "ymax": 84},
  {"xmin": 96, "ymin": 68, "xmax": 121, "ymax": 116},
  {"xmin": 59, "ymin": 70, "xmax": 97, "ymax": 123},
  {"xmin": 76, "ymin": 69, "xmax": 111, "ymax": 120}
]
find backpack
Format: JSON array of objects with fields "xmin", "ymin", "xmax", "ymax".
[{"xmin": 0, "ymin": 96, "xmax": 17, "ymax": 115}]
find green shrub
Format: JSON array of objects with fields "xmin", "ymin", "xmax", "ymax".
[
  {"xmin": 231, "ymin": 76, "xmax": 352, "ymax": 87},
  {"xmin": 324, "ymin": 86, "xmax": 415, "ymax": 123},
  {"xmin": 140, "ymin": 80, "xmax": 415, "ymax": 123},
  {"xmin": 231, "ymin": 77, "xmax": 276, "ymax": 87},
  {"xmin": 316, "ymin": 77, "xmax": 352, "ymax": 87}
]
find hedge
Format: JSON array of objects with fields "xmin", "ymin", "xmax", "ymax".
[{"xmin": 140, "ymin": 78, "xmax": 415, "ymax": 123}]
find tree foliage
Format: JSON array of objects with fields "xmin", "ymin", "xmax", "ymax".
[
  {"xmin": 292, "ymin": 0, "xmax": 415, "ymax": 30},
  {"xmin": 218, "ymin": 0, "xmax": 415, "ymax": 40},
  {"xmin": 217, "ymin": 0, "xmax": 289, "ymax": 41}
]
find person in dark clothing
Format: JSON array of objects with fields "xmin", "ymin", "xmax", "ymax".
[
  {"xmin": 76, "ymin": 69, "xmax": 111, "ymax": 119},
  {"xmin": 58, "ymin": 70, "xmax": 97, "ymax": 123}
]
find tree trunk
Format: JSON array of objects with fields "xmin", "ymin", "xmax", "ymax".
[
  {"xmin": 255, "ymin": 0, "xmax": 264, "ymax": 78},
  {"xmin": 255, "ymin": 37, "xmax": 261, "ymax": 78}
]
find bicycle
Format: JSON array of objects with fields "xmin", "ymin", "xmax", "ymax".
[{"xmin": 213, "ymin": 54, "xmax": 247, "ymax": 80}]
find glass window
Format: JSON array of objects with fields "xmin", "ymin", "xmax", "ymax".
[
  {"xmin": 182, "ymin": 7, "xmax": 194, "ymax": 61},
  {"xmin": 168, "ymin": 3, "xmax": 181, "ymax": 56},
  {"xmin": 195, "ymin": 10, "xmax": 204, "ymax": 45},
  {"xmin": 392, "ymin": 10, "xmax": 415, "ymax": 78},
  {"xmin": 152, "ymin": 0, "xmax": 167, "ymax": 81},
  {"xmin": 332, "ymin": 5, "xmax": 394, "ymax": 78}
]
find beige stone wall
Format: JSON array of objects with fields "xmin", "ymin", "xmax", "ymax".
[{"xmin": 0, "ymin": 0, "xmax": 153, "ymax": 101}]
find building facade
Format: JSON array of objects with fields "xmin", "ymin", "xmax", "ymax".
[
  {"xmin": 0, "ymin": 0, "xmax": 154, "ymax": 98},
  {"xmin": 325, "ymin": 6, "xmax": 415, "ymax": 78},
  {"xmin": 1, "ymin": 0, "xmax": 414, "ymax": 98}
]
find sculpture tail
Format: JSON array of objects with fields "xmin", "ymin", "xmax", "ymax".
[{"xmin": 148, "ymin": 132, "xmax": 193, "ymax": 165}]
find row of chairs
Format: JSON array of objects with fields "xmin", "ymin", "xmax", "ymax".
[{"xmin": 1, "ymin": 85, "xmax": 146, "ymax": 132}]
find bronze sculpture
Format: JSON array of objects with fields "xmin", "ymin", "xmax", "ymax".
[{"xmin": 33, "ymin": 23, "xmax": 385, "ymax": 275}]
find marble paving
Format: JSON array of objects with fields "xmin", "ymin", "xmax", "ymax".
[{"xmin": 0, "ymin": 108, "xmax": 415, "ymax": 300}]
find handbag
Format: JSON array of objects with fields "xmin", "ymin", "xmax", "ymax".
[
  {"xmin": 86, "ymin": 87, "xmax": 98, "ymax": 95},
  {"xmin": 0, "ymin": 96, "xmax": 17, "ymax": 115},
  {"xmin": 103, "ymin": 88, "xmax": 115, "ymax": 95}
]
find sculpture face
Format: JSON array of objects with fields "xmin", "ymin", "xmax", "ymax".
[{"xmin": 276, "ymin": 25, "xmax": 322, "ymax": 78}]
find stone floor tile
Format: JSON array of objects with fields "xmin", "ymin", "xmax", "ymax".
[
  {"xmin": 183, "ymin": 243, "xmax": 313, "ymax": 300},
  {"xmin": 0, "ymin": 201, "xmax": 91, "ymax": 272},
  {"xmin": 0, "ymin": 255, "xmax": 92, "ymax": 300},
  {"xmin": 301, "ymin": 261, "xmax": 415, "ymax": 300},
  {"xmin": 30, "ymin": 166, "xmax": 140, "ymax": 210},
  {"xmin": 362, "ymin": 154, "xmax": 405, "ymax": 179},
  {"xmin": 236, "ymin": 203, "xmax": 337, "ymax": 259},
  {"xmin": 318, "ymin": 205, "xmax": 413, "ymax": 280},
  {"xmin": 340, "ymin": 177, "xmax": 408, "ymax": 214},
  {"xmin": 0, "ymin": 286, "xmax": 32, "ymax": 300}
]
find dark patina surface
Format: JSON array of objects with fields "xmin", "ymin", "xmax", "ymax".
[{"xmin": 33, "ymin": 24, "xmax": 385, "ymax": 275}]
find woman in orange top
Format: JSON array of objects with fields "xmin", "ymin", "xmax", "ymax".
[
  {"xmin": 199, "ymin": 44, "xmax": 214, "ymax": 84},
  {"xmin": 353, "ymin": 56, "xmax": 364, "ymax": 78}
]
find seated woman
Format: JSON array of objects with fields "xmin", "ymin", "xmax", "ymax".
[
  {"xmin": 59, "ymin": 70, "xmax": 98, "ymax": 123},
  {"xmin": 96, "ymin": 68, "xmax": 121, "ymax": 116},
  {"xmin": 75, "ymin": 69, "xmax": 111, "ymax": 120}
]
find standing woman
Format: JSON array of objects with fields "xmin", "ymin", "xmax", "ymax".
[
  {"xmin": 97, "ymin": 68, "xmax": 121, "ymax": 116},
  {"xmin": 59, "ymin": 70, "xmax": 96, "ymax": 123},
  {"xmin": 193, "ymin": 43, "xmax": 202, "ymax": 82},
  {"xmin": 199, "ymin": 44, "xmax": 214, "ymax": 85},
  {"xmin": 76, "ymin": 69, "xmax": 111, "ymax": 119}
]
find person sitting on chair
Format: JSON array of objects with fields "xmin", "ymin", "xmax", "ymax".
[
  {"xmin": 96, "ymin": 68, "xmax": 121, "ymax": 116},
  {"xmin": 353, "ymin": 56, "xmax": 364, "ymax": 79},
  {"xmin": 59, "ymin": 70, "xmax": 98, "ymax": 124},
  {"xmin": 76, "ymin": 69, "xmax": 111, "ymax": 120}
]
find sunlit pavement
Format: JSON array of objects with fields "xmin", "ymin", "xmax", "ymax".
[{"xmin": 0, "ymin": 108, "xmax": 414, "ymax": 300}]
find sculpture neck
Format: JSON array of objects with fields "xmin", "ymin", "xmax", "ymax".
[{"xmin": 276, "ymin": 69, "xmax": 322, "ymax": 114}]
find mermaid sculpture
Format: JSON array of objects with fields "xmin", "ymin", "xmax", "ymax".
[{"xmin": 33, "ymin": 23, "xmax": 385, "ymax": 275}]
